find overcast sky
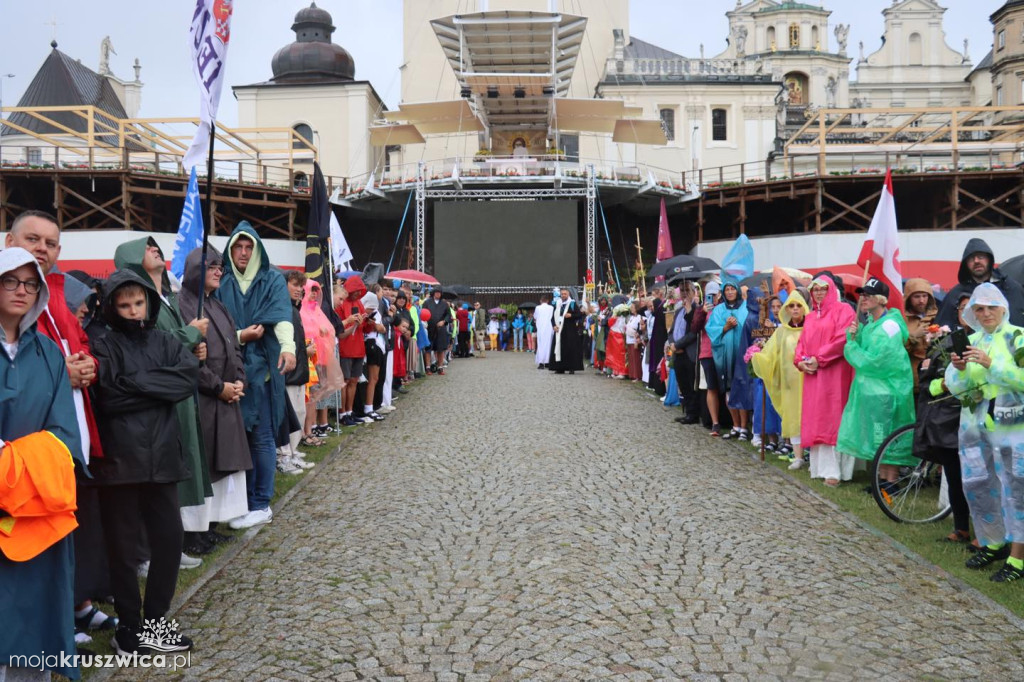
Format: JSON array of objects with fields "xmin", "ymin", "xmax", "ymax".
[{"xmin": 0, "ymin": 0, "xmax": 1005, "ymax": 125}]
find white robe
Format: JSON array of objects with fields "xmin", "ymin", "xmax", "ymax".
[{"xmin": 534, "ymin": 303, "xmax": 554, "ymax": 364}]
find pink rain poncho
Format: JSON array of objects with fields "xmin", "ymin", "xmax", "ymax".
[
  {"xmin": 793, "ymin": 277, "xmax": 855, "ymax": 448},
  {"xmin": 300, "ymin": 280, "xmax": 343, "ymax": 402}
]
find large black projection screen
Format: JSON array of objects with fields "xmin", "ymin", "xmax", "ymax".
[{"xmin": 434, "ymin": 200, "xmax": 579, "ymax": 286}]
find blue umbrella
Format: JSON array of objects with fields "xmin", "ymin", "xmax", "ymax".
[{"xmin": 336, "ymin": 269, "xmax": 362, "ymax": 279}]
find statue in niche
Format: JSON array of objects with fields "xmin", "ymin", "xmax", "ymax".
[{"xmin": 826, "ymin": 77, "xmax": 837, "ymax": 108}]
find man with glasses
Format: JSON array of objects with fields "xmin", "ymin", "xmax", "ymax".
[{"xmin": 936, "ymin": 238, "xmax": 1024, "ymax": 327}]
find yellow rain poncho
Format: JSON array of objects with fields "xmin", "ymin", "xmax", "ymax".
[{"xmin": 751, "ymin": 291, "xmax": 808, "ymax": 439}]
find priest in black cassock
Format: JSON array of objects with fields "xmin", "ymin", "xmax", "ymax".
[{"xmin": 548, "ymin": 288, "xmax": 585, "ymax": 374}]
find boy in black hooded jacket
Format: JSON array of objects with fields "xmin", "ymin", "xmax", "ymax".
[{"xmin": 88, "ymin": 269, "xmax": 199, "ymax": 655}]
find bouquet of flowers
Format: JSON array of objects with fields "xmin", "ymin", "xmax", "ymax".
[{"xmin": 744, "ymin": 343, "xmax": 762, "ymax": 378}]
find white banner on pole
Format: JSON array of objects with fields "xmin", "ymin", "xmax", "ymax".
[{"xmin": 183, "ymin": 0, "xmax": 233, "ymax": 171}]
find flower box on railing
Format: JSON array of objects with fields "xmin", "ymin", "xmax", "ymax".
[
  {"xmin": 745, "ymin": 177, "xmax": 763, "ymax": 184},
  {"xmin": 618, "ymin": 174, "xmax": 640, "ymax": 183}
]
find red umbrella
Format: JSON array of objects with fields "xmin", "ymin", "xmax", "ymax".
[{"xmin": 385, "ymin": 269, "xmax": 440, "ymax": 286}]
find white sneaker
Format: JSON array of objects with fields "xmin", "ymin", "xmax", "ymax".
[
  {"xmin": 180, "ymin": 553, "xmax": 202, "ymax": 570},
  {"xmin": 277, "ymin": 457, "xmax": 302, "ymax": 474},
  {"xmin": 75, "ymin": 630, "xmax": 93, "ymax": 645},
  {"xmin": 229, "ymin": 507, "xmax": 273, "ymax": 530},
  {"xmin": 378, "ymin": 405, "xmax": 396, "ymax": 414},
  {"xmin": 788, "ymin": 458, "xmax": 805, "ymax": 470},
  {"xmin": 751, "ymin": 435, "xmax": 762, "ymax": 448},
  {"xmin": 291, "ymin": 455, "xmax": 314, "ymax": 470}
]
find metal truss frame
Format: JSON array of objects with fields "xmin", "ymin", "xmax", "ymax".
[
  {"xmin": 414, "ymin": 164, "xmax": 597, "ymax": 282},
  {"xmin": 473, "ymin": 285, "xmax": 576, "ymax": 294}
]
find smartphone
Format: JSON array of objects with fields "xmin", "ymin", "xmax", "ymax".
[
  {"xmin": 705, "ymin": 294, "xmax": 714, "ymax": 306},
  {"xmin": 951, "ymin": 328, "xmax": 969, "ymax": 356}
]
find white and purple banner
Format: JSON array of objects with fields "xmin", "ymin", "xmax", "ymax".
[{"xmin": 183, "ymin": 0, "xmax": 233, "ymax": 171}]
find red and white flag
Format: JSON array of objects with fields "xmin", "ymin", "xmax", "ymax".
[
  {"xmin": 857, "ymin": 169, "xmax": 903, "ymax": 311},
  {"xmin": 656, "ymin": 197, "xmax": 673, "ymax": 263},
  {"xmin": 183, "ymin": 0, "xmax": 234, "ymax": 171}
]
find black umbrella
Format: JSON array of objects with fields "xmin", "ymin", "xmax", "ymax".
[
  {"xmin": 739, "ymin": 272, "xmax": 772, "ymax": 289},
  {"xmin": 648, "ymin": 254, "xmax": 720, "ymax": 281},
  {"xmin": 611, "ymin": 294, "xmax": 629, "ymax": 306},
  {"xmin": 440, "ymin": 283, "xmax": 475, "ymax": 300},
  {"xmin": 999, "ymin": 254, "xmax": 1024, "ymax": 285},
  {"xmin": 519, "ymin": 301, "xmax": 539, "ymax": 309}
]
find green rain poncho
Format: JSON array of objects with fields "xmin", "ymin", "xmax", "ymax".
[{"xmin": 836, "ymin": 307, "xmax": 916, "ymax": 464}]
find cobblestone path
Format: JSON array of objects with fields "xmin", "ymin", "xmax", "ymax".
[{"xmin": 130, "ymin": 354, "xmax": 1024, "ymax": 680}]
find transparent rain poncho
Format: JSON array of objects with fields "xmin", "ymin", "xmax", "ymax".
[{"xmin": 945, "ymin": 283, "xmax": 1024, "ymax": 545}]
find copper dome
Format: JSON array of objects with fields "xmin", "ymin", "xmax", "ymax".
[{"xmin": 271, "ymin": 3, "xmax": 355, "ymax": 83}]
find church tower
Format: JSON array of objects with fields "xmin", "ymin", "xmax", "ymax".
[{"xmin": 233, "ymin": 3, "xmax": 385, "ymax": 183}]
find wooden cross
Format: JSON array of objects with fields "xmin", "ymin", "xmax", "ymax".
[{"xmin": 634, "ymin": 228, "xmax": 646, "ymax": 297}]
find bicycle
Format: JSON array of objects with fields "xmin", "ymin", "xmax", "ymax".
[{"xmin": 870, "ymin": 423, "xmax": 952, "ymax": 523}]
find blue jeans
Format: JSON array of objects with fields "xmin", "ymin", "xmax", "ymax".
[
  {"xmin": 513, "ymin": 328, "xmax": 523, "ymax": 350},
  {"xmin": 246, "ymin": 383, "xmax": 276, "ymax": 511}
]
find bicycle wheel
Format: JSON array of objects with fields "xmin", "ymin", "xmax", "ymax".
[{"xmin": 871, "ymin": 424, "xmax": 952, "ymax": 523}]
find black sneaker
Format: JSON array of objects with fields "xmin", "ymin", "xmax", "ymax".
[
  {"xmin": 149, "ymin": 632, "xmax": 193, "ymax": 653},
  {"xmin": 202, "ymin": 529, "xmax": 233, "ymax": 546},
  {"xmin": 710, "ymin": 424, "xmax": 721, "ymax": 437},
  {"xmin": 112, "ymin": 624, "xmax": 145, "ymax": 655},
  {"xmin": 182, "ymin": 532, "xmax": 215, "ymax": 556},
  {"xmin": 991, "ymin": 562, "xmax": 1024, "ymax": 583},
  {"xmin": 367, "ymin": 412, "xmax": 385, "ymax": 422},
  {"xmin": 966, "ymin": 544, "xmax": 1010, "ymax": 569}
]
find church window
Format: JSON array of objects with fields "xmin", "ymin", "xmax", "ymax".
[
  {"xmin": 789, "ymin": 24, "xmax": 800, "ymax": 49},
  {"xmin": 999, "ymin": 29, "xmax": 1006, "ymax": 50},
  {"xmin": 292, "ymin": 123, "xmax": 314, "ymax": 150},
  {"xmin": 659, "ymin": 108, "xmax": 676, "ymax": 141},
  {"xmin": 997, "ymin": 85, "xmax": 1004, "ymax": 106},
  {"xmin": 711, "ymin": 108, "xmax": 727, "ymax": 141},
  {"xmin": 27, "ymin": 148, "xmax": 42, "ymax": 164},
  {"xmin": 811, "ymin": 25, "xmax": 819, "ymax": 51},
  {"xmin": 908, "ymin": 33, "xmax": 922, "ymax": 66}
]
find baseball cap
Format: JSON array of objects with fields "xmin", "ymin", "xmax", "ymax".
[{"xmin": 856, "ymin": 277, "xmax": 889, "ymax": 298}]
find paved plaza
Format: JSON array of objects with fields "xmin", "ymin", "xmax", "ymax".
[{"xmin": 127, "ymin": 354, "xmax": 1024, "ymax": 680}]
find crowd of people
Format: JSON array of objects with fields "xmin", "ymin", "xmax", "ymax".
[
  {"xmin": 0, "ymin": 210, "xmax": 488, "ymax": 679},
  {"xmin": 551, "ymin": 237, "xmax": 1024, "ymax": 586},
  {"xmin": 6, "ymin": 205, "xmax": 1024, "ymax": 678}
]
